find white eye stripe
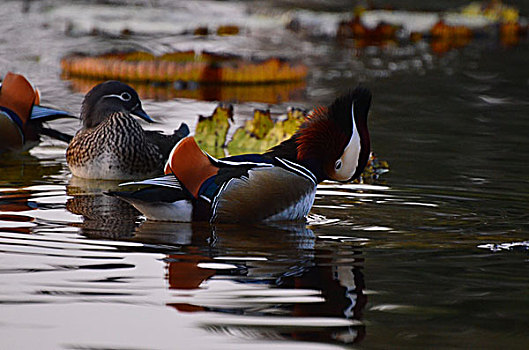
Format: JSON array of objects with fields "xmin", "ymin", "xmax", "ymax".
[{"xmin": 103, "ymin": 92, "xmax": 132, "ymax": 102}]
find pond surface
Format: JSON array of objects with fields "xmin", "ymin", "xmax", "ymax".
[{"xmin": 1, "ymin": 1, "xmax": 529, "ymax": 349}]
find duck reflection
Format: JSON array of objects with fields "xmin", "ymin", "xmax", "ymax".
[
  {"xmin": 0, "ymin": 151, "xmax": 68, "ymax": 235},
  {"xmin": 0, "ymin": 189, "xmax": 36, "ymax": 234},
  {"xmin": 134, "ymin": 221, "xmax": 367, "ymax": 345},
  {"xmin": 66, "ymin": 177, "xmax": 140, "ymax": 239},
  {"xmin": 63, "ymin": 186, "xmax": 367, "ymax": 345},
  {"xmin": 281, "ymin": 250, "xmax": 366, "ymax": 344},
  {"xmin": 0, "ymin": 152, "xmax": 63, "ymax": 186},
  {"xmin": 0, "ymin": 151, "xmax": 62, "ymax": 234}
]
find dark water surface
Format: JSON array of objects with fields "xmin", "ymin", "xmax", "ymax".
[{"xmin": 1, "ymin": 1, "xmax": 528, "ymax": 349}]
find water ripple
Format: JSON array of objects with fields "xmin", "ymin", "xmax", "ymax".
[{"xmin": 477, "ymin": 241, "xmax": 529, "ymax": 252}]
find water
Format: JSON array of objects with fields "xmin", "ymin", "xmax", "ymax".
[{"xmin": 1, "ymin": 1, "xmax": 529, "ymax": 349}]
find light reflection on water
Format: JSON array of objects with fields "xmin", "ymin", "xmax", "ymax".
[
  {"xmin": 0, "ymin": 182, "xmax": 368, "ymax": 348},
  {"xmin": 2, "ymin": 0, "xmax": 529, "ymax": 349}
]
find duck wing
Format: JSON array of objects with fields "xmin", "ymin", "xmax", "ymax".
[
  {"xmin": 145, "ymin": 123, "xmax": 190, "ymax": 160},
  {"xmin": 106, "ymin": 174, "xmax": 194, "ymax": 222},
  {"xmin": 209, "ymin": 157, "xmax": 317, "ymax": 223}
]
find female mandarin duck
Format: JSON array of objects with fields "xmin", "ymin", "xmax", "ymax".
[
  {"xmin": 66, "ymin": 81, "xmax": 189, "ymax": 180},
  {"xmin": 0, "ymin": 72, "xmax": 73, "ymax": 153},
  {"xmin": 109, "ymin": 86, "xmax": 371, "ymax": 223}
]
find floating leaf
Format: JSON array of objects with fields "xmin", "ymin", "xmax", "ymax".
[
  {"xmin": 61, "ymin": 51, "xmax": 307, "ymax": 84},
  {"xmin": 228, "ymin": 109, "xmax": 272, "ymax": 155},
  {"xmin": 245, "ymin": 109, "xmax": 274, "ymax": 140},
  {"xmin": 194, "ymin": 104, "xmax": 233, "ymax": 158}
]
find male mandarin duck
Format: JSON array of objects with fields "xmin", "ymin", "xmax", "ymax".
[
  {"xmin": 0, "ymin": 72, "xmax": 74, "ymax": 153},
  {"xmin": 66, "ymin": 81, "xmax": 189, "ymax": 180},
  {"xmin": 109, "ymin": 86, "xmax": 371, "ymax": 223}
]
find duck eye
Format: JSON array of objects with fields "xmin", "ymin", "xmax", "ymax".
[
  {"xmin": 335, "ymin": 159, "xmax": 342, "ymax": 170},
  {"xmin": 120, "ymin": 92, "xmax": 132, "ymax": 101}
]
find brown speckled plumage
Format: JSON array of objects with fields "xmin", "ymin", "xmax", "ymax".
[
  {"xmin": 65, "ymin": 81, "xmax": 188, "ymax": 180},
  {"xmin": 67, "ymin": 112, "xmax": 163, "ymax": 179}
]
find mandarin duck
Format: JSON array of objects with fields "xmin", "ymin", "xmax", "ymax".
[
  {"xmin": 66, "ymin": 81, "xmax": 189, "ymax": 180},
  {"xmin": 108, "ymin": 86, "xmax": 371, "ymax": 223},
  {"xmin": 0, "ymin": 72, "xmax": 74, "ymax": 153}
]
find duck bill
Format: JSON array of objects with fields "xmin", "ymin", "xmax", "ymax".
[{"xmin": 131, "ymin": 105, "xmax": 154, "ymax": 123}]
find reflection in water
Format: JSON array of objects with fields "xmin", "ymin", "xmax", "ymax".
[
  {"xmin": 281, "ymin": 251, "xmax": 366, "ymax": 344},
  {"xmin": 136, "ymin": 221, "xmax": 367, "ymax": 345},
  {"xmin": 60, "ymin": 180, "xmax": 369, "ymax": 346},
  {"xmin": 0, "ymin": 152, "xmax": 63, "ymax": 186},
  {"xmin": 0, "ymin": 151, "xmax": 66, "ymax": 235},
  {"xmin": 65, "ymin": 76, "xmax": 307, "ymax": 104},
  {"xmin": 0, "ymin": 189, "xmax": 36, "ymax": 235},
  {"xmin": 62, "ymin": 176, "xmax": 367, "ymax": 344},
  {"xmin": 66, "ymin": 177, "xmax": 140, "ymax": 239}
]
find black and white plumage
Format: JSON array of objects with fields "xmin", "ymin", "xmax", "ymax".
[{"xmin": 66, "ymin": 81, "xmax": 189, "ymax": 180}]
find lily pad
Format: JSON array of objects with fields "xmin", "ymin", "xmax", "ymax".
[{"xmin": 194, "ymin": 103, "xmax": 233, "ymax": 158}]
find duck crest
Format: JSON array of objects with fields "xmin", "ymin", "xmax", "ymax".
[
  {"xmin": 296, "ymin": 106, "xmax": 349, "ymax": 165},
  {"xmin": 267, "ymin": 86, "xmax": 371, "ymax": 182},
  {"xmin": 297, "ymin": 88, "xmax": 369, "ymax": 159}
]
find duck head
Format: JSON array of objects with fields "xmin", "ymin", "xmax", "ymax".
[
  {"xmin": 296, "ymin": 86, "xmax": 371, "ymax": 182},
  {"xmin": 81, "ymin": 81, "xmax": 153, "ymax": 128}
]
